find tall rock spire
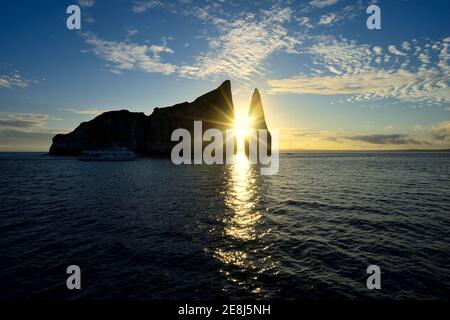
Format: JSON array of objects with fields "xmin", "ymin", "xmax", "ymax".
[
  {"xmin": 245, "ymin": 88, "xmax": 272, "ymax": 157},
  {"xmin": 248, "ymin": 88, "xmax": 268, "ymax": 130}
]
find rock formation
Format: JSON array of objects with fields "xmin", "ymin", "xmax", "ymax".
[
  {"xmin": 49, "ymin": 80, "xmax": 235, "ymax": 155},
  {"xmin": 49, "ymin": 110, "xmax": 147, "ymax": 155},
  {"xmin": 245, "ymin": 88, "xmax": 272, "ymax": 157}
]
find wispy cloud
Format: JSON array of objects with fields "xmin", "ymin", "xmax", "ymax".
[
  {"xmin": 126, "ymin": 27, "xmax": 139, "ymax": 39},
  {"xmin": 132, "ymin": 0, "xmax": 162, "ymax": 13},
  {"xmin": 83, "ymin": 33, "xmax": 176, "ymax": 75},
  {"xmin": 0, "ymin": 111, "xmax": 68, "ymax": 150},
  {"xmin": 279, "ymin": 127, "xmax": 437, "ymax": 150},
  {"xmin": 309, "ymin": 0, "xmax": 340, "ymax": 8},
  {"xmin": 0, "ymin": 73, "xmax": 29, "ymax": 89},
  {"xmin": 373, "ymin": 46, "xmax": 383, "ymax": 55},
  {"xmin": 0, "ymin": 111, "xmax": 50, "ymax": 130},
  {"xmin": 297, "ymin": 16, "xmax": 313, "ymax": 28},
  {"xmin": 431, "ymin": 120, "xmax": 450, "ymax": 140},
  {"xmin": 343, "ymin": 134, "xmax": 428, "ymax": 145},
  {"xmin": 0, "ymin": 129, "xmax": 58, "ymax": 141},
  {"xmin": 267, "ymin": 37, "xmax": 450, "ymax": 105},
  {"xmin": 58, "ymin": 108, "xmax": 107, "ymax": 116},
  {"xmin": 179, "ymin": 6, "xmax": 300, "ymax": 80},
  {"xmin": 76, "ymin": 1, "xmax": 448, "ymax": 107},
  {"xmin": 319, "ymin": 13, "xmax": 337, "ymax": 25},
  {"xmin": 300, "ymin": 1, "xmax": 361, "ymax": 27},
  {"xmin": 388, "ymin": 45, "xmax": 406, "ymax": 56},
  {"xmin": 402, "ymin": 41, "xmax": 411, "ymax": 51},
  {"xmin": 415, "ymin": 123, "xmax": 427, "ymax": 131},
  {"xmin": 78, "ymin": 0, "xmax": 95, "ymax": 8}
]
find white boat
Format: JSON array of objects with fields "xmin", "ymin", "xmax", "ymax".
[{"xmin": 80, "ymin": 147, "xmax": 136, "ymax": 161}]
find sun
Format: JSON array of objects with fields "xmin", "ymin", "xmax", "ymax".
[{"xmin": 234, "ymin": 111, "xmax": 251, "ymax": 151}]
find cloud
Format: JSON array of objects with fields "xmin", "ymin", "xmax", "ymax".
[
  {"xmin": 267, "ymin": 37, "xmax": 450, "ymax": 105},
  {"xmin": 402, "ymin": 41, "xmax": 411, "ymax": 51},
  {"xmin": 126, "ymin": 27, "xmax": 139, "ymax": 38},
  {"xmin": 78, "ymin": 0, "xmax": 95, "ymax": 8},
  {"xmin": 278, "ymin": 127, "xmax": 438, "ymax": 150},
  {"xmin": 414, "ymin": 123, "xmax": 427, "ymax": 131},
  {"xmin": 179, "ymin": 6, "xmax": 300, "ymax": 80},
  {"xmin": 343, "ymin": 134, "xmax": 428, "ymax": 145},
  {"xmin": 287, "ymin": 121, "xmax": 448, "ymax": 149},
  {"xmin": 309, "ymin": 0, "xmax": 340, "ymax": 8},
  {"xmin": 0, "ymin": 111, "xmax": 50, "ymax": 130},
  {"xmin": 0, "ymin": 111, "xmax": 68, "ymax": 151},
  {"xmin": 278, "ymin": 127, "xmax": 346, "ymax": 150},
  {"xmin": 319, "ymin": 13, "xmax": 337, "ymax": 25},
  {"xmin": 84, "ymin": 15, "xmax": 96, "ymax": 24},
  {"xmin": 302, "ymin": 2, "xmax": 361, "ymax": 27},
  {"xmin": 388, "ymin": 45, "xmax": 406, "ymax": 56},
  {"xmin": 0, "ymin": 111, "xmax": 59, "ymax": 150},
  {"xmin": 58, "ymin": 108, "xmax": 106, "ymax": 116},
  {"xmin": 84, "ymin": 33, "xmax": 176, "ymax": 75},
  {"xmin": 431, "ymin": 120, "xmax": 450, "ymax": 140},
  {"xmin": 0, "ymin": 129, "xmax": 56, "ymax": 141},
  {"xmin": 0, "ymin": 128, "xmax": 67, "ymax": 152},
  {"xmin": 298, "ymin": 16, "xmax": 313, "ymax": 28},
  {"xmin": 132, "ymin": 0, "xmax": 162, "ymax": 13},
  {"xmin": 373, "ymin": 46, "xmax": 383, "ymax": 55},
  {"xmin": 268, "ymin": 68, "xmax": 450, "ymax": 104},
  {"xmin": 309, "ymin": 38, "xmax": 373, "ymax": 74},
  {"xmin": 0, "ymin": 73, "xmax": 29, "ymax": 89}
]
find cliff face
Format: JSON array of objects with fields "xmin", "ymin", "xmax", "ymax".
[
  {"xmin": 49, "ymin": 81, "xmax": 235, "ymax": 155},
  {"xmin": 50, "ymin": 110, "xmax": 147, "ymax": 155},
  {"xmin": 145, "ymin": 80, "xmax": 235, "ymax": 154},
  {"xmin": 245, "ymin": 88, "xmax": 272, "ymax": 156}
]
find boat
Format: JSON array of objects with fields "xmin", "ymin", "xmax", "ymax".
[{"xmin": 80, "ymin": 147, "xmax": 136, "ymax": 161}]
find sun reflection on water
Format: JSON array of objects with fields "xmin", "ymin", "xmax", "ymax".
[
  {"xmin": 211, "ymin": 151, "xmax": 277, "ymax": 296},
  {"xmin": 223, "ymin": 152, "xmax": 261, "ymax": 241}
]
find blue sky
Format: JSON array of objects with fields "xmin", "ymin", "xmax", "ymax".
[{"xmin": 0, "ymin": 0, "xmax": 449, "ymax": 151}]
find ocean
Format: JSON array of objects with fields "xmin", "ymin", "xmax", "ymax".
[{"xmin": 0, "ymin": 152, "xmax": 449, "ymax": 299}]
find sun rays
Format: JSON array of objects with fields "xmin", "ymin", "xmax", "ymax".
[{"xmin": 234, "ymin": 111, "xmax": 251, "ymax": 151}]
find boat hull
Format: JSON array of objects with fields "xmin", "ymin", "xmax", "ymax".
[
  {"xmin": 79, "ymin": 149, "xmax": 136, "ymax": 161},
  {"xmin": 79, "ymin": 156, "xmax": 136, "ymax": 161}
]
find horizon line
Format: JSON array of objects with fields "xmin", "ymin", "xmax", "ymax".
[{"xmin": 1, "ymin": 149, "xmax": 449, "ymax": 154}]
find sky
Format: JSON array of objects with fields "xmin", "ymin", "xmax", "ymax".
[{"xmin": 0, "ymin": 0, "xmax": 449, "ymax": 151}]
